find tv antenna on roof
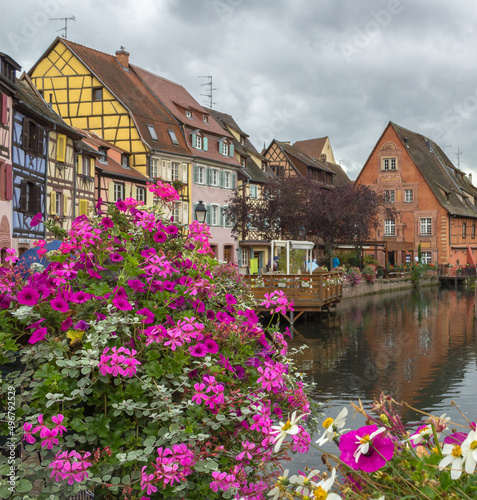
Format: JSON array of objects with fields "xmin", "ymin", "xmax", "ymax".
[
  {"xmin": 198, "ymin": 75, "xmax": 216, "ymax": 109},
  {"xmin": 50, "ymin": 15, "xmax": 76, "ymax": 39}
]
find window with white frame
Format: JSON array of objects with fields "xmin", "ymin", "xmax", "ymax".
[
  {"xmin": 186, "ymin": 110, "xmax": 192, "ymax": 118},
  {"xmin": 384, "ymin": 219, "xmax": 395, "ymax": 236},
  {"xmin": 172, "ymin": 162, "xmax": 180, "ymax": 181},
  {"xmin": 55, "ymin": 192, "xmax": 62, "ymax": 215},
  {"xmin": 136, "ymin": 186, "xmax": 146, "ymax": 204},
  {"xmin": 463, "ymin": 222, "xmax": 467, "ymax": 238},
  {"xmin": 405, "ymin": 189, "xmax": 413, "ymax": 202},
  {"xmin": 384, "ymin": 190, "xmax": 395, "ymax": 203},
  {"xmin": 241, "ymin": 248, "xmax": 249, "ymax": 268},
  {"xmin": 151, "ymin": 158, "xmax": 159, "ymax": 178},
  {"xmin": 211, "ymin": 204, "xmax": 220, "ymax": 226},
  {"xmin": 113, "ymin": 183, "xmax": 125, "ymax": 202},
  {"xmin": 383, "ymin": 158, "xmax": 397, "ymax": 171},
  {"xmin": 250, "ymin": 184, "xmax": 258, "ymax": 198},
  {"xmin": 197, "ymin": 165, "xmax": 206, "ymax": 184},
  {"xmin": 223, "ymin": 142, "xmax": 229, "ymax": 156},
  {"xmin": 196, "ymin": 135, "xmax": 202, "ymax": 150},
  {"xmin": 173, "ymin": 202, "xmax": 181, "ymax": 223},
  {"xmin": 420, "ymin": 218, "xmax": 432, "ymax": 235},
  {"xmin": 421, "ymin": 252, "xmax": 432, "ymax": 264},
  {"xmin": 210, "ymin": 168, "xmax": 219, "ymax": 186},
  {"xmin": 223, "ymin": 171, "xmax": 232, "ymax": 189},
  {"xmin": 473, "ymin": 223, "xmax": 476, "ymax": 239}
]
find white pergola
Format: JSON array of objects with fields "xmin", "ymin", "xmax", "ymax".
[{"xmin": 270, "ymin": 240, "xmax": 315, "ymax": 275}]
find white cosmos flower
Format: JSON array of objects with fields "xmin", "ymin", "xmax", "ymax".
[
  {"xmin": 439, "ymin": 442, "xmax": 465, "ymax": 479},
  {"xmin": 461, "ymin": 430, "xmax": 477, "ymax": 475},
  {"xmin": 271, "ymin": 411, "xmax": 307, "ymax": 453},
  {"xmin": 316, "ymin": 407, "xmax": 349, "ymax": 446},
  {"xmin": 289, "ymin": 469, "xmax": 320, "ymax": 497},
  {"xmin": 311, "ymin": 468, "xmax": 341, "ymax": 500},
  {"xmin": 268, "ymin": 469, "xmax": 289, "ymax": 500},
  {"xmin": 353, "ymin": 427, "xmax": 386, "ymax": 463}
]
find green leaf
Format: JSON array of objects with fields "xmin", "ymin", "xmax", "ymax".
[
  {"xmin": 122, "ymin": 474, "xmax": 131, "ymax": 484},
  {"xmin": 15, "ymin": 479, "xmax": 33, "ymax": 493},
  {"xmin": 0, "ymin": 484, "xmax": 12, "ymax": 498},
  {"xmin": 111, "ymin": 476, "xmax": 121, "ymax": 484}
]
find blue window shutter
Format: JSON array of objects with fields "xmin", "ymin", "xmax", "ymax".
[
  {"xmin": 220, "ymin": 170, "xmax": 225, "ymax": 187},
  {"xmin": 192, "ymin": 133, "xmax": 197, "ymax": 148},
  {"xmin": 232, "ymin": 172, "xmax": 236, "ymax": 189},
  {"xmin": 193, "ymin": 164, "xmax": 198, "ymax": 183},
  {"xmin": 203, "ymin": 137, "xmax": 208, "ymax": 151},
  {"xmin": 229, "ymin": 144, "xmax": 234, "ymax": 157},
  {"xmin": 218, "ymin": 140, "xmax": 223, "ymax": 155}
]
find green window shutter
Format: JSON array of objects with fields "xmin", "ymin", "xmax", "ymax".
[
  {"xmin": 193, "ymin": 164, "xmax": 198, "ymax": 183},
  {"xmin": 229, "ymin": 144, "xmax": 234, "ymax": 157},
  {"xmin": 206, "ymin": 204, "xmax": 211, "ymax": 226},
  {"xmin": 220, "ymin": 207, "xmax": 224, "ymax": 227},
  {"xmin": 206, "ymin": 167, "xmax": 211, "ymax": 185},
  {"xmin": 192, "ymin": 133, "xmax": 197, "ymax": 148},
  {"xmin": 203, "ymin": 137, "xmax": 208, "ymax": 151},
  {"xmin": 218, "ymin": 140, "xmax": 224, "ymax": 155},
  {"xmin": 220, "ymin": 170, "xmax": 225, "ymax": 187},
  {"xmin": 232, "ymin": 172, "xmax": 236, "ymax": 189},
  {"xmin": 238, "ymin": 248, "xmax": 242, "ymax": 267}
]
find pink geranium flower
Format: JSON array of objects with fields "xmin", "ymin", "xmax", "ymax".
[{"xmin": 339, "ymin": 425, "xmax": 394, "ymax": 472}]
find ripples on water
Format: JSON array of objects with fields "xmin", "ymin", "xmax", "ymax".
[{"xmin": 286, "ymin": 286, "xmax": 477, "ymax": 472}]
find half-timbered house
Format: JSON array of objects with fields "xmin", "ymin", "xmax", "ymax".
[{"xmin": 0, "ymin": 52, "xmax": 21, "ymax": 262}]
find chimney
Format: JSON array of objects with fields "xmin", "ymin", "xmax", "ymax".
[
  {"xmin": 115, "ymin": 46, "xmax": 129, "ymax": 67},
  {"xmin": 404, "ymin": 137, "xmax": 409, "ymax": 148}
]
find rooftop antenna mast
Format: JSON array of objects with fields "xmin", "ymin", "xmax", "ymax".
[
  {"xmin": 198, "ymin": 75, "xmax": 216, "ymax": 109},
  {"xmin": 50, "ymin": 15, "xmax": 76, "ymax": 39},
  {"xmin": 455, "ymin": 146, "xmax": 463, "ymax": 169}
]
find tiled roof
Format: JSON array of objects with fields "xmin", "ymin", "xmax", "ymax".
[
  {"xmin": 52, "ymin": 39, "xmax": 190, "ymax": 157},
  {"xmin": 391, "ymin": 122, "xmax": 477, "ymax": 218},
  {"xmin": 277, "ymin": 141, "xmax": 335, "ymax": 175},
  {"xmin": 293, "ymin": 137, "xmax": 328, "ymax": 159},
  {"xmin": 133, "ymin": 65, "xmax": 229, "ymax": 138},
  {"xmin": 326, "ymin": 162, "xmax": 352, "ymax": 186},
  {"xmin": 96, "ymin": 154, "xmax": 150, "ymax": 182}
]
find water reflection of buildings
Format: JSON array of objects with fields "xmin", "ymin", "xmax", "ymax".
[{"xmin": 288, "ymin": 288, "xmax": 476, "ymax": 419}]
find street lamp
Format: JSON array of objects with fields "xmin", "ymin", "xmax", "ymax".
[
  {"xmin": 195, "ymin": 201, "xmax": 207, "ymax": 223},
  {"xmin": 299, "ymin": 225, "xmax": 306, "ymax": 239}
]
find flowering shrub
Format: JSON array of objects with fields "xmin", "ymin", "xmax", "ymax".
[
  {"xmin": 270, "ymin": 394, "xmax": 477, "ymax": 499},
  {"xmin": 344, "ymin": 267, "xmax": 362, "ymax": 287},
  {"xmin": 361, "ymin": 265, "xmax": 377, "ymax": 284},
  {"xmin": 0, "ymin": 180, "xmax": 313, "ymax": 499}
]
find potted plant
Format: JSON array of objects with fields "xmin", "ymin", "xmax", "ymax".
[
  {"xmin": 277, "ymin": 277, "xmax": 288, "ymax": 287},
  {"xmin": 301, "ymin": 277, "xmax": 311, "ymax": 287},
  {"xmin": 251, "ymin": 277, "xmax": 265, "ymax": 288}
]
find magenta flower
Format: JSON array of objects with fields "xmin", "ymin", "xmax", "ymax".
[
  {"xmin": 98, "ymin": 346, "xmax": 141, "ymax": 377},
  {"xmin": 189, "ymin": 343, "xmax": 209, "ymax": 357},
  {"xmin": 100, "ymin": 217, "xmax": 114, "ymax": 229},
  {"xmin": 153, "ymin": 231, "xmax": 167, "ymax": 243},
  {"xmin": 23, "ymin": 423, "xmax": 36, "ymax": 444},
  {"xmin": 26, "ymin": 318, "xmax": 45, "ymax": 330},
  {"xmin": 128, "ymin": 279, "xmax": 146, "ymax": 293},
  {"xmin": 28, "ymin": 327, "xmax": 47, "ymax": 344},
  {"xmin": 203, "ymin": 338, "xmax": 219, "ymax": 354},
  {"xmin": 225, "ymin": 293, "xmax": 237, "ymax": 306},
  {"xmin": 41, "ymin": 428, "xmax": 59, "ymax": 449},
  {"xmin": 137, "ymin": 307, "xmax": 155, "ymax": 324},
  {"xmin": 339, "ymin": 425, "xmax": 394, "ymax": 472},
  {"xmin": 110, "ymin": 252, "xmax": 124, "ymax": 263},
  {"xmin": 165, "ymin": 225, "xmax": 179, "ymax": 236},
  {"xmin": 17, "ymin": 287, "xmax": 40, "ymax": 306},
  {"xmin": 51, "ymin": 414, "xmax": 67, "ymax": 436},
  {"xmin": 30, "ymin": 212, "xmax": 43, "ymax": 227},
  {"xmin": 61, "ymin": 317, "xmax": 73, "ymax": 331},
  {"xmin": 87, "ymin": 269, "xmax": 102, "ymax": 279},
  {"xmin": 69, "ymin": 291, "xmax": 92, "ymax": 303},
  {"xmin": 50, "ymin": 297, "xmax": 70, "ymax": 313},
  {"xmin": 73, "ymin": 320, "xmax": 89, "ymax": 331},
  {"xmin": 112, "ymin": 297, "xmax": 133, "ymax": 311},
  {"xmin": 116, "ymin": 200, "xmax": 127, "ymax": 211}
]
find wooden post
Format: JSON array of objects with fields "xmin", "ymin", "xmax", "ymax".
[{"xmin": 475, "ymin": 285, "xmax": 477, "ymax": 318}]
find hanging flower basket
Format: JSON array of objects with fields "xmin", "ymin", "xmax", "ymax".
[
  {"xmin": 301, "ymin": 281, "xmax": 310, "ymax": 288},
  {"xmin": 278, "ymin": 280, "xmax": 287, "ymax": 287}
]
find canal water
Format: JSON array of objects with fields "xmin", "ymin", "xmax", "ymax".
[{"xmin": 287, "ymin": 286, "xmax": 477, "ymax": 472}]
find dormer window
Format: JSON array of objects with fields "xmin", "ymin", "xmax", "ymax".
[
  {"xmin": 241, "ymin": 157, "xmax": 246, "ymax": 168},
  {"xmin": 122, "ymin": 154, "xmax": 129, "ymax": 168},
  {"xmin": 240, "ymin": 136, "xmax": 246, "ymax": 146},
  {"xmin": 203, "ymin": 114, "xmax": 209, "ymax": 123},
  {"xmin": 192, "ymin": 131, "xmax": 208, "ymax": 151},
  {"xmin": 219, "ymin": 138, "xmax": 234, "ymax": 157},
  {"xmin": 223, "ymin": 142, "xmax": 229, "ymax": 156},
  {"xmin": 98, "ymin": 146, "xmax": 108, "ymax": 162},
  {"xmin": 147, "ymin": 124, "xmax": 158, "ymax": 141},
  {"xmin": 168, "ymin": 129, "xmax": 179, "ymax": 145},
  {"xmin": 186, "ymin": 110, "xmax": 192, "ymax": 118}
]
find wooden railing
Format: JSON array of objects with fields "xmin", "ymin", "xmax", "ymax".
[{"xmin": 244, "ymin": 272, "xmax": 343, "ymax": 312}]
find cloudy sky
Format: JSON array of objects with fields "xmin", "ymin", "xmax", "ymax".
[{"xmin": 2, "ymin": 0, "xmax": 477, "ymax": 180}]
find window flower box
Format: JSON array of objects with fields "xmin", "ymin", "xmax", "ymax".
[
  {"xmin": 301, "ymin": 279, "xmax": 311, "ymax": 288},
  {"xmin": 277, "ymin": 279, "xmax": 287, "ymax": 288},
  {"xmin": 251, "ymin": 279, "xmax": 265, "ymax": 288}
]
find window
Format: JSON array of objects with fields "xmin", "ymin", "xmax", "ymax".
[
  {"xmin": 113, "ymin": 183, "xmax": 125, "ymax": 202},
  {"xmin": 122, "ymin": 155, "xmax": 129, "ymax": 168},
  {"xmin": 223, "ymin": 143, "xmax": 229, "ymax": 156},
  {"xmin": 241, "ymin": 157, "xmax": 246, "ymax": 168},
  {"xmin": 240, "ymin": 248, "xmax": 249, "ymax": 268},
  {"xmin": 383, "ymin": 158, "xmax": 397, "ymax": 171},
  {"xmin": 98, "ymin": 147, "xmax": 108, "ymax": 162},
  {"xmin": 172, "ymin": 162, "xmax": 180, "ymax": 181},
  {"xmin": 210, "ymin": 168, "xmax": 219, "ymax": 186},
  {"xmin": 55, "ymin": 192, "xmax": 62, "ymax": 215},
  {"xmin": 19, "ymin": 180, "xmax": 41, "ymax": 214},
  {"xmin": 151, "ymin": 158, "xmax": 159, "ymax": 178},
  {"xmin": 136, "ymin": 186, "xmax": 146, "ymax": 203},
  {"xmin": 384, "ymin": 190, "xmax": 395, "ymax": 203},
  {"xmin": 1, "ymin": 93, "xmax": 8, "ymax": 125},
  {"xmin": 196, "ymin": 135, "xmax": 202, "ymax": 150},
  {"xmin": 92, "ymin": 87, "xmax": 103, "ymax": 101},
  {"xmin": 82, "ymin": 156, "xmax": 92, "ymax": 177},
  {"xmin": 473, "ymin": 223, "xmax": 476, "ymax": 239},
  {"xmin": 463, "ymin": 222, "xmax": 467, "ymax": 238},
  {"xmin": 223, "ymin": 171, "xmax": 231, "ymax": 189},
  {"xmin": 211, "ymin": 205, "xmax": 220, "ymax": 226},
  {"xmin": 384, "ymin": 219, "xmax": 395, "ymax": 236},
  {"xmin": 405, "ymin": 189, "xmax": 413, "ymax": 202},
  {"xmin": 168, "ymin": 129, "xmax": 179, "ymax": 145},
  {"xmin": 250, "ymin": 185, "xmax": 258, "ymax": 198},
  {"xmin": 240, "ymin": 136, "xmax": 246, "ymax": 146},
  {"xmin": 219, "ymin": 139, "xmax": 234, "ymax": 157},
  {"xmin": 22, "ymin": 119, "xmax": 44, "ymax": 155},
  {"xmin": 420, "ymin": 218, "xmax": 432, "ymax": 235},
  {"xmin": 186, "ymin": 110, "xmax": 192, "ymax": 118},
  {"xmin": 203, "ymin": 114, "xmax": 208, "ymax": 123},
  {"xmin": 421, "ymin": 252, "xmax": 432, "ymax": 264},
  {"xmin": 147, "ymin": 124, "xmax": 158, "ymax": 141},
  {"xmin": 195, "ymin": 165, "xmax": 206, "ymax": 184}
]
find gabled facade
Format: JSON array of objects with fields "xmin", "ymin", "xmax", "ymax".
[
  {"xmin": 0, "ymin": 52, "xmax": 21, "ymax": 263},
  {"xmin": 133, "ymin": 66, "xmax": 241, "ymax": 261},
  {"xmin": 356, "ymin": 121, "xmax": 477, "ymax": 266},
  {"xmin": 263, "ymin": 140, "xmax": 336, "ymax": 185},
  {"xmin": 28, "ymin": 38, "xmax": 191, "ymax": 195}
]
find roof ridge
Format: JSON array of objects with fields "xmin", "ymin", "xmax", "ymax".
[
  {"xmin": 62, "ymin": 38, "xmax": 117, "ymax": 61},
  {"xmin": 131, "ymin": 64, "xmax": 185, "ymax": 89}
]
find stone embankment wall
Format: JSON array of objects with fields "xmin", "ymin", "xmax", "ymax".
[{"xmin": 342, "ymin": 276, "xmax": 439, "ymax": 299}]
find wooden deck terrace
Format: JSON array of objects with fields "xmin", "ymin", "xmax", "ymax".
[{"xmin": 244, "ymin": 272, "xmax": 343, "ymax": 324}]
